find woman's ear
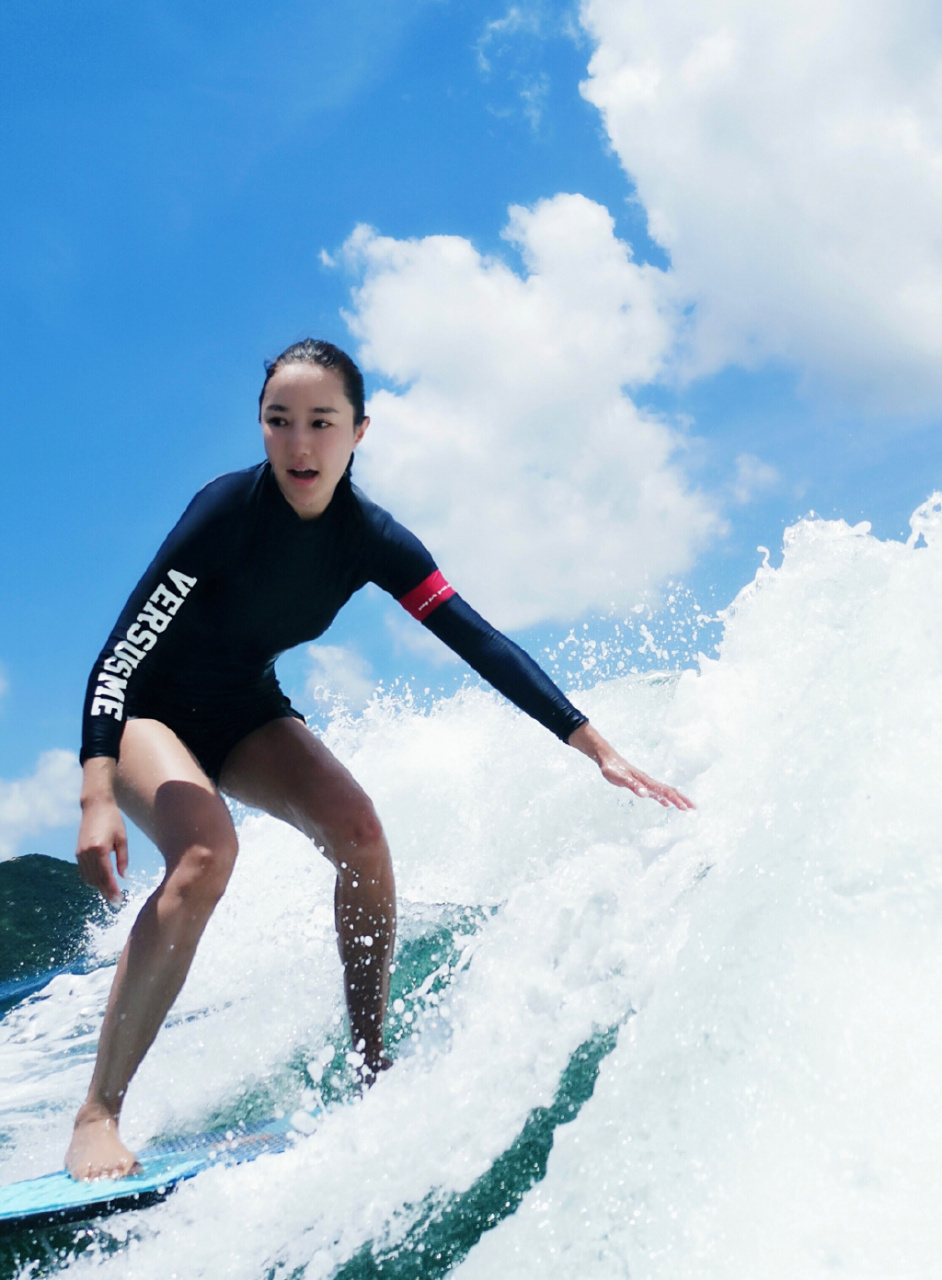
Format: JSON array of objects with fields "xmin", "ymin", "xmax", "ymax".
[{"xmin": 353, "ymin": 416, "xmax": 370, "ymax": 448}]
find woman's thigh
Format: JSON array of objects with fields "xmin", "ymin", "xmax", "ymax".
[
  {"xmin": 218, "ymin": 717, "xmax": 384, "ymax": 861},
  {"xmin": 116, "ymin": 718, "xmax": 237, "ymax": 869}
]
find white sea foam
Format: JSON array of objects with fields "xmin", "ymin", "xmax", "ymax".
[
  {"xmin": 454, "ymin": 496, "xmax": 942, "ymax": 1279},
  {"xmin": 2, "ymin": 497, "xmax": 941, "ymax": 1276}
]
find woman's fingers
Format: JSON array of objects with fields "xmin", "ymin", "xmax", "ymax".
[
  {"xmin": 115, "ymin": 828, "xmax": 129, "ymax": 879},
  {"xmin": 642, "ymin": 777, "xmax": 696, "ymax": 810},
  {"xmin": 76, "ymin": 808, "xmax": 128, "ymax": 904},
  {"xmin": 601, "ymin": 760, "xmax": 696, "ymax": 810},
  {"xmin": 77, "ymin": 846, "xmax": 121, "ymax": 903},
  {"xmin": 568, "ymin": 723, "xmax": 695, "ymax": 812},
  {"xmin": 641, "ymin": 781, "xmax": 696, "ymax": 811}
]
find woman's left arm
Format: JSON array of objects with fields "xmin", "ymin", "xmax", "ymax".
[
  {"xmin": 420, "ymin": 596, "xmax": 695, "ymax": 810},
  {"xmin": 364, "ymin": 507, "xmax": 696, "ymax": 810},
  {"xmin": 568, "ymin": 722, "xmax": 695, "ymax": 811}
]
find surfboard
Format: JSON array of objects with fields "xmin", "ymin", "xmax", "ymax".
[{"xmin": 0, "ymin": 1108, "xmax": 322, "ymax": 1233}]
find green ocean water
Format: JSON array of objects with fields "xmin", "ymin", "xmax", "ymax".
[{"xmin": 0, "ymin": 861, "xmax": 618, "ymax": 1279}]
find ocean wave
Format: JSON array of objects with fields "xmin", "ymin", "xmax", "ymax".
[{"xmin": 2, "ymin": 497, "xmax": 941, "ymax": 1278}]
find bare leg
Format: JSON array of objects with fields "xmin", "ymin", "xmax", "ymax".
[
  {"xmin": 221, "ymin": 717, "xmax": 395, "ymax": 1073},
  {"xmin": 66, "ymin": 721, "xmax": 238, "ymax": 1179}
]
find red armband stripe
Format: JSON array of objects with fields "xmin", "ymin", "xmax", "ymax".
[{"xmin": 398, "ymin": 570, "xmax": 455, "ymax": 620}]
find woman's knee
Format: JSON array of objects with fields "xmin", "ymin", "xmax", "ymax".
[
  {"xmin": 168, "ymin": 828, "xmax": 238, "ymax": 909},
  {"xmin": 321, "ymin": 797, "xmax": 387, "ymax": 865},
  {"xmin": 345, "ymin": 800, "xmax": 385, "ymax": 850}
]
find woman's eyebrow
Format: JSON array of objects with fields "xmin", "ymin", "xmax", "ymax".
[{"xmin": 264, "ymin": 402, "xmax": 340, "ymax": 414}]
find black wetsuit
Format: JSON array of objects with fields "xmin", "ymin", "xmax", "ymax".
[{"xmin": 81, "ymin": 463, "xmax": 587, "ymax": 781}]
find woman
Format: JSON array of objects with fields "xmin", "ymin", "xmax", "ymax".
[{"xmin": 69, "ymin": 339, "xmax": 693, "ymax": 1180}]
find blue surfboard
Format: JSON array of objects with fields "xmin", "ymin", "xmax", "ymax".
[{"xmin": 0, "ymin": 1108, "xmax": 322, "ymax": 1233}]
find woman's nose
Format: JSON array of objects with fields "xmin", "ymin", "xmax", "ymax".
[{"xmin": 287, "ymin": 424, "xmax": 312, "ymax": 454}]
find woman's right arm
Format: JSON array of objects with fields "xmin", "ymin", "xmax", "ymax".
[
  {"xmin": 76, "ymin": 757, "xmax": 127, "ymax": 905},
  {"xmin": 80, "ymin": 469, "xmax": 251, "ymax": 767},
  {"xmin": 77, "ymin": 468, "xmax": 251, "ymax": 898}
]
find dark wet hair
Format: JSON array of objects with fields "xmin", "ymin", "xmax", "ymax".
[{"xmin": 258, "ymin": 339, "xmax": 366, "ymax": 424}]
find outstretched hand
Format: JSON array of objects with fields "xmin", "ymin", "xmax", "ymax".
[
  {"xmin": 75, "ymin": 758, "xmax": 128, "ymax": 905},
  {"xmin": 568, "ymin": 722, "xmax": 695, "ymax": 811}
]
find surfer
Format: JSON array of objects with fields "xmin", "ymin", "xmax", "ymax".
[{"xmin": 67, "ymin": 339, "xmax": 694, "ymax": 1181}]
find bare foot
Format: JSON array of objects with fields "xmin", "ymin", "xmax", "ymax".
[
  {"xmin": 65, "ymin": 1102, "xmax": 141, "ymax": 1181},
  {"xmin": 360, "ymin": 1053, "xmax": 393, "ymax": 1086}
]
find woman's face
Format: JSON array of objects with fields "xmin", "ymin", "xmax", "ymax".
[{"xmin": 260, "ymin": 362, "xmax": 368, "ymax": 519}]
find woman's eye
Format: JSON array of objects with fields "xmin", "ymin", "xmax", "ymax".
[
  {"xmin": 266, "ymin": 416, "xmax": 288, "ymax": 428},
  {"xmin": 311, "ymin": 419, "xmax": 332, "ymax": 430}
]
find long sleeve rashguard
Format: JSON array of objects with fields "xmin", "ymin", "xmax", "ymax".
[{"xmin": 80, "ymin": 463, "xmax": 587, "ymax": 765}]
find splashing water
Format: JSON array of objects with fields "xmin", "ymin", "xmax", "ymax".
[{"xmin": 2, "ymin": 497, "xmax": 942, "ymax": 1278}]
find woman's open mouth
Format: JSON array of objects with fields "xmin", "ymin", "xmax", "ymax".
[{"xmin": 287, "ymin": 468, "xmax": 319, "ymax": 483}]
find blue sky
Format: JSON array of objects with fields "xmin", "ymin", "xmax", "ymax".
[{"xmin": 2, "ymin": 0, "xmax": 941, "ymax": 864}]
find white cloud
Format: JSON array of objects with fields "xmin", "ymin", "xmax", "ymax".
[
  {"xmin": 475, "ymin": 4, "xmax": 556, "ymax": 129},
  {"xmin": 0, "ymin": 749, "xmax": 82, "ymax": 862},
  {"xmin": 476, "ymin": 5, "xmax": 543, "ymax": 74},
  {"xmin": 304, "ymin": 644, "xmax": 376, "ymax": 712},
  {"xmin": 731, "ymin": 453, "xmax": 779, "ymax": 505},
  {"xmin": 579, "ymin": 0, "xmax": 942, "ymax": 411},
  {"xmin": 519, "ymin": 71, "xmax": 550, "ymax": 129},
  {"xmin": 342, "ymin": 194, "xmax": 720, "ymax": 630},
  {"xmin": 384, "ymin": 610, "xmax": 459, "ymax": 666}
]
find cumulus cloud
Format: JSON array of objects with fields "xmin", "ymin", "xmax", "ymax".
[
  {"xmin": 304, "ymin": 644, "xmax": 376, "ymax": 712},
  {"xmin": 0, "ymin": 749, "xmax": 81, "ymax": 862},
  {"xmin": 343, "ymin": 194, "xmax": 720, "ymax": 630},
  {"xmin": 579, "ymin": 0, "xmax": 942, "ymax": 411}
]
